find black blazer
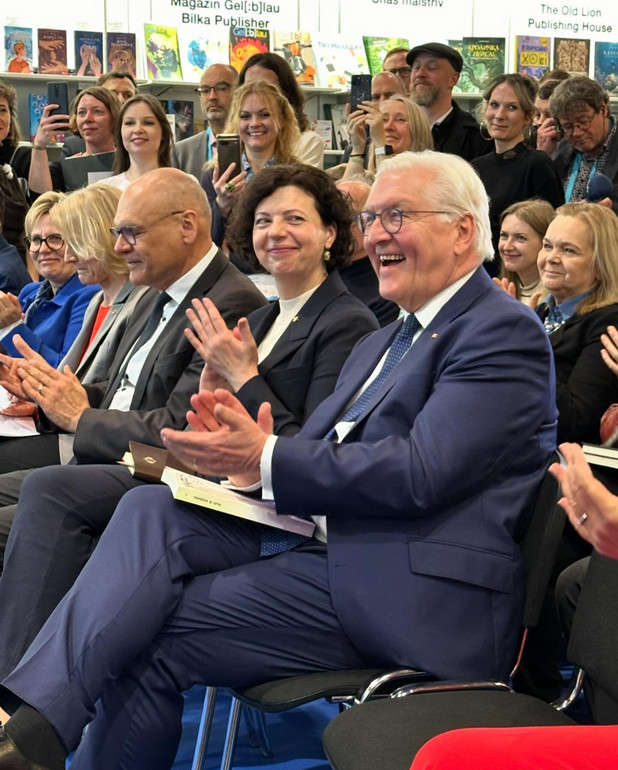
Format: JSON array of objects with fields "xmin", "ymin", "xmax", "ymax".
[
  {"xmin": 71, "ymin": 250, "xmax": 267, "ymax": 464},
  {"xmin": 538, "ymin": 302, "xmax": 618, "ymax": 443},
  {"xmin": 236, "ymin": 271, "xmax": 379, "ymax": 436}
]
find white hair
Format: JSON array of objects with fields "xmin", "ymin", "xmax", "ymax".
[{"xmin": 375, "ymin": 150, "xmax": 494, "ymax": 262}]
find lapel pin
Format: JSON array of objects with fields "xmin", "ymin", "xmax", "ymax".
[
  {"xmin": 431, "ymin": 333, "xmax": 438, "ymax": 339},
  {"xmin": 292, "ymin": 315, "xmax": 299, "ymax": 323}
]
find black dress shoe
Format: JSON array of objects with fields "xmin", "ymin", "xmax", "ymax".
[{"xmin": 0, "ymin": 728, "xmax": 51, "ymax": 769}]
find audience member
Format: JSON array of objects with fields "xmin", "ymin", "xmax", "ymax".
[
  {"xmin": 472, "ymin": 74, "xmax": 564, "ymax": 273},
  {"xmin": 202, "ymin": 80, "xmax": 299, "ymax": 250},
  {"xmin": 342, "ymin": 95, "xmax": 432, "ymax": 181},
  {"xmin": 240, "ymin": 52, "xmax": 324, "ymax": 168},
  {"xmin": 29, "ymin": 86, "xmax": 119, "ymax": 195},
  {"xmin": 0, "ymin": 81, "xmax": 30, "ymax": 265},
  {"xmin": 537, "ymin": 76, "xmax": 618, "ymax": 210},
  {"xmin": 0, "ymin": 191, "xmax": 98, "ymax": 367},
  {"xmin": 0, "ymin": 196, "xmax": 30, "ymax": 295},
  {"xmin": 407, "ymin": 42, "xmax": 486, "ymax": 161},
  {"xmin": 172, "ymin": 63, "xmax": 238, "ymax": 179},
  {"xmin": 382, "ymin": 46, "xmax": 412, "ymax": 93},
  {"xmin": 336, "ymin": 178, "xmax": 400, "ymax": 326},
  {"xmin": 0, "ymin": 150, "xmax": 558, "ymax": 769},
  {"xmin": 104, "ymin": 94, "xmax": 173, "ymax": 190},
  {"xmin": 494, "ymin": 198, "xmax": 554, "ymax": 305}
]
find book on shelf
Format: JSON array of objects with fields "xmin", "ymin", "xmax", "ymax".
[
  {"xmin": 272, "ymin": 31, "xmax": 317, "ymax": 86},
  {"xmin": 29, "ymin": 92, "xmax": 47, "ymax": 142},
  {"xmin": 554, "ymin": 37, "xmax": 590, "ymax": 76},
  {"xmin": 324, "ymin": 102, "xmax": 350, "ymax": 151},
  {"xmin": 448, "ymin": 40, "xmax": 464, "ymax": 93},
  {"xmin": 312, "ymin": 119, "xmax": 333, "ymax": 150},
  {"xmin": 177, "ymin": 30, "xmax": 228, "ymax": 82},
  {"xmin": 313, "ymin": 36, "xmax": 368, "ymax": 89},
  {"xmin": 594, "ymin": 41, "xmax": 618, "ymax": 96},
  {"xmin": 457, "ymin": 37, "xmax": 505, "ymax": 94},
  {"xmin": 582, "ymin": 444, "xmax": 618, "ymax": 470},
  {"xmin": 106, "ymin": 32, "xmax": 137, "ymax": 77},
  {"xmin": 74, "ymin": 31, "xmax": 103, "ymax": 78},
  {"xmin": 121, "ymin": 442, "xmax": 315, "ymax": 538},
  {"xmin": 37, "ymin": 28, "xmax": 68, "ymax": 75},
  {"xmin": 4, "ymin": 26, "xmax": 34, "ymax": 74},
  {"xmin": 144, "ymin": 24, "xmax": 183, "ymax": 81},
  {"xmin": 362, "ymin": 36, "xmax": 409, "ymax": 76},
  {"xmin": 165, "ymin": 99, "xmax": 195, "ymax": 141},
  {"xmin": 229, "ymin": 26, "xmax": 269, "ymax": 74},
  {"xmin": 515, "ymin": 35, "xmax": 550, "ymax": 79}
]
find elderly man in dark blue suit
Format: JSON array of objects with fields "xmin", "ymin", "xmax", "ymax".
[{"xmin": 0, "ymin": 151, "xmax": 557, "ymax": 770}]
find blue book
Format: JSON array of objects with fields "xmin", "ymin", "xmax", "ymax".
[
  {"xmin": 594, "ymin": 41, "xmax": 618, "ymax": 95},
  {"xmin": 74, "ymin": 31, "xmax": 103, "ymax": 77}
]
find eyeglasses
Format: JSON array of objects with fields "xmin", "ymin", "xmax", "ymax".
[
  {"xmin": 195, "ymin": 83, "xmax": 231, "ymax": 95},
  {"xmin": 24, "ymin": 234, "xmax": 65, "ymax": 252},
  {"xmin": 356, "ymin": 208, "xmax": 451, "ymax": 234},
  {"xmin": 110, "ymin": 211, "xmax": 185, "ymax": 246},
  {"xmin": 556, "ymin": 111, "xmax": 599, "ymax": 135},
  {"xmin": 385, "ymin": 66, "xmax": 412, "ymax": 78}
]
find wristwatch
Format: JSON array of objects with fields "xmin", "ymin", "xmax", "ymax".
[{"xmin": 375, "ymin": 144, "xmax": 394, "ymax": 156}]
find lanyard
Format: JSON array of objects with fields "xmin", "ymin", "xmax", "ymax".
[{"xmin": 565, "ymin": 152, "xmax": 598, "ymax": 202}]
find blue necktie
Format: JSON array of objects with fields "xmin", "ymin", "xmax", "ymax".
[{"xmin": 259, "ymin": 314, "xmax": 419, "ymax": 557}]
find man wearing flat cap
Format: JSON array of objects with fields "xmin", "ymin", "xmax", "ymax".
[{"xmin": 408, "ymin": 42, "xmax": 486, "ymax": 161}]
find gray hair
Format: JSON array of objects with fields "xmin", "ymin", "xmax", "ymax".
[{"xmin": 375, "ymin": 150, "xmax": 493, "ymax": 261}]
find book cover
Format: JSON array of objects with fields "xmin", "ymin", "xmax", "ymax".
[
  {"xmin": 448, "ymin": 40, "xmax": 465, "ymax": 93},
  {"xmin": 229, "ymin": 27, "xmax": 270, "ymax": 74},
  {"xmin": 106, "ymin": 32, "xmax": 137, "ymax": 77},
  {"xmin": 554, "ymin": 37, "xmax": 590, "ymax": 76},
  {"xmin": 165, "ymin": 99, "xmax": 195, "ymax": 141},
  {"xmin": 272, "ymin": 31, "xmax": 317, "ymax": 86},
  {"xmin": 312, "ymin": 119, "xmax": 332, "ymax": 150},
  {"xmin": 313, "ymin": 37, "xmax": 368, "ymax": 89},
  {"xmin": 458, "ymin": 37, "xmax": 506, "ymax": 94},
  {"xmin": 515, "ymin": 35, "xmax": 551, "ymax": 79},
  {"xmin": 362, "ymin": 36, "xmax": 409, "ymax": 76},
  {"xmin": 37, "ymin": 28, "xmax": 68, "ymax": 75},
  {"xmin": 582, "ymin": 443, "xmax": 618, "ymax": 468},
  {"xmin": 594, "ymin": 41, "xmax": 618, "ymax": 95},
  {"xmin": 74, "ymin": 31, "xmax": 103, "ymax": 78},
  {"xmin": 177, "ymin": 30, "xmax": 228, "ymax": 82},
  {"xmin": 324, "ymin": 102, "xmax": 350, "ymax": 151},
  {"xmin": 29, "ymin": 92, "xmax": 47, "ymax": 142},
  {"xmin": 4, "ymin": 26, "xmax": 34, "ymax": 74},
  {"xmin": 160, "ymin": 466, "xmax": 316, "ymax": 537},
  {"xmin": 144, "ymin": 24, "xmax": 183, "ymax": 81}
]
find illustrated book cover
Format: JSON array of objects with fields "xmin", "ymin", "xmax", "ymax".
[
  {"xmin": 4, "ymin": 26, "xmax": 33, "ymax": 74},
  {"xmin": 106, "ymin": 32, "xmax": 136, "ymax": 77},
  {"xmin": 164, "ymin": 99, "xmax": 195, "ymax": 141},
  {"xmin": 594, "ymin": 41, "xmax": 618, "ymax": 95},
  {"xmin": 457, "ymin": 37, "xmax": 505, "ymax": 94},
  {"xmin": 313, "ymin": 36, "xmax": 368, "ymax": 89},
  {"xmin": 272, "ymin": 30, "xmax": 317, "ymax": 85},
  {"xmin": 229, "ymin": 26, "xmax": 270, "ymax": 74},
  {"xmin": 29, "ymin": 92, "xmax": 47, "ymax": 142},
  {"xmin": 554, "ymin": 37, "xmax": 590, "ymax": 76},
  {"xmin": 515, "ymin": 36, "xmax": 551, "ymax": 79},
  {"xmin": 177, "ymin": 30, "xmax": 228, "ymax": 82},
  {"xmin": 362, "ymin": 36, "xmax": 409, "ymax": 76},
  {"xmin": 144, "ymin": 24, "xmax": 183, "ymax": 81},
  {"xmin": 37, "ymin": 28, "xmax": 68, "ymax": 75},
  {"xmin": 74, "ymin": 31, "xmax": 103, "ymax": 78}
]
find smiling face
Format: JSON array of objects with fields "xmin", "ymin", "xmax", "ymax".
[
  {"xmin": 252, "ymin": 185, "xmax": 335, "ymax": 299},
  {"xmin": 28, "ymin": 214, "xmax": 76, "ymax": 290},
  {"xmin": 498, "ymin": 214, "xmax": 543, "ymax": 286},
  {"xmin": 410, "ymin": 53, "xmax": 459, "ymax": 108},
  {"xmin": 238, "ymin": 93, "xmax": 278, "ymax": 157},
  {"xmin": 538, "ymin": 214, "xmax": 598, "ymax": 304},
  {"xmin": 380, "ymin": 100, "xmax": 412, "ymax": 154},
  {"xmin": 64, "ymin": 243, "xmax": 110, "ymax": 286},
  {"xmin": 75, "ymin": 94, "xmax": 115, "ymax": 152},
  {"xmin": 484, "ymin": 82, "xmax": 531, "ymax": 151},
  {"xmin": 365, "ymin": 169, "xmax": 477, "ymax": 312},
  {"xmin": 120, "ymin": 101, "xmax": 162, "ymax": 162},
  {"xmin": 0, "ymin": 96, "xmax": 10, "ymax": 143}
]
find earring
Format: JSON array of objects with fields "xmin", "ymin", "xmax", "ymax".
[
  {"xmin": 323, "ymin": 249, "xmax": 331, "ymax": 262},
  {"xmin": 480, "ymin": 122, "xmax": 493, "ymax": 142}
]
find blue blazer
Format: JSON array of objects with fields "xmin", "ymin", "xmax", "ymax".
[
  {"xmin": 3, "ymin": 274, "xmax": 100, "ymax": 366},
  {"xmin": 270, "ymin": 268, "xmax": 558, "ymax": 682}
]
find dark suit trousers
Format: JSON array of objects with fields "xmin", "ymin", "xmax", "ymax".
[{"xmin": 2, "ymin": 486, "xmax": 365, "ymax": 769}]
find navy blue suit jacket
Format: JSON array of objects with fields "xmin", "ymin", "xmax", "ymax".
[{"xmin": 270, "ymin": 268, "xmax": 558, "ymax": 681}]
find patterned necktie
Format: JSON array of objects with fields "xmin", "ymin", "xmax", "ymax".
[
  {"xmin": 259, "ymin": 314, "xmax": 419, "ymax": 558},
  {"xmin": 543, "ymin": 303, "xmax": 564, "ymax": 335},
  {"xmin": 323, "ymin": 314, "xmax": 419, "ymax": 442},
  {"xmin": 24, "ymin": 280, "xmax": 54, "ymax": 323}
]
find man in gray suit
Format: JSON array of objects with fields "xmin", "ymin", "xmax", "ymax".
[
  {"xmin": 0, "ymin": 167, "xmax": 266, "ymax": 559},
  {"xmin": 172, "ymin": 63, "xmax": 239, "ymax": 180}
]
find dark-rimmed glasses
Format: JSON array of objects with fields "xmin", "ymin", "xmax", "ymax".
[
  {"xmin": 385, "ymin": 66, "xmax": 412, "ymax": 78},
  {"xmin": 110, "ymin": 211, "xmax": 185, "ymax": 246},
  {"xmin": 556, "ymin": 111, "xmax": 599, "ymax": 136},
  {"xmin": 356, "ymin": 208, "xmax": 451, "ymax": 235},
  {"xmin": 24, "ymin": 234, "xmax": 65, "ymax": 252},
  {"xmin": 195, "ymin": 83, "xmax": 231, "ymax": 95}
]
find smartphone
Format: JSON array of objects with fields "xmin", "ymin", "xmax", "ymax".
[
  {"xmin": 349, "ymin": 74, "xmax": 373, "ymax": 110},
  {"xmin": 47, "ymin": 82, "xmax": 69, "ymax": 117},
  {"xmin": 217, "ymin": 134, "xmax": 241, "ymax": 178}
]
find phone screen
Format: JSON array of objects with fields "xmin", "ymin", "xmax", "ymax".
[{"xmin": 217, "ymin": 134, "xmax": 241, "ymax": 178}]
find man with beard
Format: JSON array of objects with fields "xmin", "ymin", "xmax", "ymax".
[
  {"xmin": 408, "ymin": 42, "xmax": 486, "ymax": 162},
  {"xmin": 172, "ymin": 63, "xmax": 238, "ymax": 180}
]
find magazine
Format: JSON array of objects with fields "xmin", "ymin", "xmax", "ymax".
[
  {"xmin": 229, "ymin": 26, "xmax": 270, "ymax": 74},
  {"xmin": 272, "ymin": 31, "xmax": 317, "ymax": 85}
]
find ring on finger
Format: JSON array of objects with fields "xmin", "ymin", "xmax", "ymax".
[
  {"xmin": 38, "ymin": 383, "xmax": 44, "ymax": 394},
  {"xmin": 577, "ymin": 512, "xmax": 588, "ymax": 527},
  {"xmin": 225, "ymin": 182, "xmax": 235, "ymax": 193}
]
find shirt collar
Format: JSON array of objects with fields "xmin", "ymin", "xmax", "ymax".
[
  {"xmin": 163, "ymin": 242, "xmax": 219, "ymax": 306},
  {"xmin": 403, "ymin": 268, "xmax": 478, "ymax": 331}
]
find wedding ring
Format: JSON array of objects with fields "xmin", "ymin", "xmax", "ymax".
[
  {"xmin": 38, "ymin": 383, "xmax": 44, "ymax": 394},
  {"xmin": 577, "ymin": 512, "xmax": 588, "ymax": 527},
  {"xmin": 225, "ymin": 182, "xmax": 235, "ymax": 193}
]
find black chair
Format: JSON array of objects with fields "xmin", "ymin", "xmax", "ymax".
[
  {"xmin": 323, "ymin": 454, "xmax": 608, "ymax": 770},
  {"xmin": 192, "ymin": 452, "xmax": 565, "ymax": 770}
]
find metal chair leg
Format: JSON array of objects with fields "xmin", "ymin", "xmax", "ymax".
[
  {"xmin": 191, "ymin": 686, "xmax": 218, "ymax": 770},
  {"xmin": 220, "ymin": 695, "xmax": 242, "ymax": 770}
]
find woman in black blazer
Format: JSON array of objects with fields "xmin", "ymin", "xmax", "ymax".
[{"xmin": 186, "ymin": 164, "xmax": 379, "ymax": 436}]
